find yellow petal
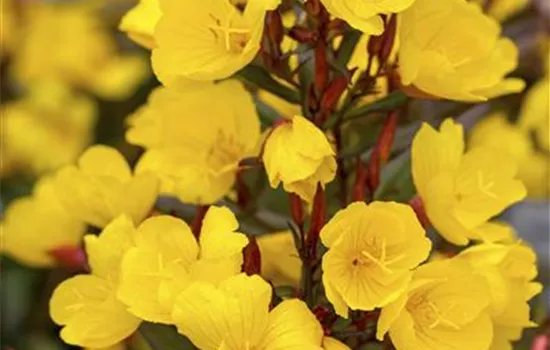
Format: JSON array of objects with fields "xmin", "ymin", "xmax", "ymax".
[
  {"xmin": 50, "ymin": 275, "xmax": 140, "ymax": 348},
  {"xmin": 119, "ymin": 0, "xmax": 161, "ymax": 49},
  {"xmin": 84, "ymin": 215, "xmax": 136, "ymax": 281},
  {"xmin": 411, "ymin": 119, "xmax": 464, "ymax": 198},
  {"xmin": 257, "ymin": 231, "xmax": 302, "ymax": 288},
  {"xmin": 173, "ymin": 274, "xmax": 271, "ymax": 350},
  {"xmin": 199, "ymin": 206, "xmax": 248, "ymax": 260},
  {"xmin": 78, "ymin": 145, "xmax": 132, "ymax": 181},
  {"xmin": 259, "ymin": 299, "xmax": 324, "ymax": 350}
]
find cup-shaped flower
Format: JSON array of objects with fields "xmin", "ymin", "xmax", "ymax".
[
  {"xmin": 398, "ymin": 0, "xmax": 525, "ymax": 102},
  {"xmin": 377, "ymin": 260, "xmax": 493, "ymax": 350},
  {"xmin": 172, "ymin": 274, "xmax": 325, "ymax": 350},
  {"xmin": 11, "ymin": 2, "xmax": 147, "ymax": 100},
  {"xmin": 263, "ymin": 115, "xmax": 337, "ymax": 202},
  {"xmin": 320, "ymin": 201, "xmax": 431, "ymax": 318},
  {"xmin": 152, "ymin": 0, "xmax": 281, "ymax": 83},
  {"xmin": 0, "ymin": 176, "xmax": 85, "ymax": 267},
  {"xmin": 53, "ymin": 145, "xmax": 159, "ymax": 228},
  {"xmin": 117, "ymin": 206, "xmax": 248, "ymax": 324},
  {"xmin": 0, "ymin": 82, "xmax": 96, "ymax": 177},
  {"xmin": 127, "ymin": 80, "xmax": 260, "ymax": 205},
  {"xmin": 119, "ymin": 0, "xmax": 162, "ymax": 49},
  {"xmin": 49, "ymin": 216, "xmax": 141, "ymax": 348},
  {"xmin": 320, "ymin": 0, "xmax": 415, "ymax": 34},
  {"xmin": 469, "ymin": 113, "xmax": 549, "ymax": 199},
  {"xmin": 412, "ymin": 118, "xmax": 526, "ymax": 245},
  {"xmin": 456, "ymin": 243, "xmax": 542, "ymax": 350}
]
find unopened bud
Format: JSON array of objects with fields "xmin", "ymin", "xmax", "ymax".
[
  {"xmin": 367, "ymin": 33, "xmax": 384, "ymax": 57},
  {"xmin": 49, "ymin": 245, "xmax": 87, "ymax": 271},
  {"xmin": 352, "ymin": 157, "xmax": 368, "ymax": 202},
  {"xmin": 320, "ymin": 71, "xmax": 353, "ymax": 111},
  {"xmin": 289, "ymin": 193, "xmax": 304, "ymax": 230},
  {"xmin": 366, "ymin": 111, "xmax": 398, "ymax": 193},
  {"xmin": 409, "ymin": 195, "xmax": 430, "ymax": 229},
  {"xmin": 266, "ymin": 11, "xmax": 284, "ymax": 47},
  {"xmin": 306, "ymin": 184, "xmax": 325, "ymax": 257},
  {"xmin": 379, "ymin": 14, "xmax": 397, "ymax": 64},
  {"xmin": 242, "ymin": 236, "xmax": 262, "ymax": 276},
  {"xmin": 288, "ymin": 26, "xmax": 318, "ymax": 44},
  {"xmin": 314, "ymin": 41, "xmax": 329, "ymax": 94}
]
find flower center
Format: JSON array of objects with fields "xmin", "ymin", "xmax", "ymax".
[
  {"xmin": 350, "ymin": 238, "xmax": 402, "ymax": 274},
  {"xmin": 208, "ymin": 11, "xmax": 251, "ymax": 54},
  {"xmin": 207, "ymin": 130, "xmax": 245, "ymax": 172},
  {"xmin": 407, "ymin": 294, "xmax": 460, "ymax": 330}
]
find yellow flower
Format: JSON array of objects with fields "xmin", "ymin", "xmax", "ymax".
[
  {"xmin": 399, "ymin": 0, "xmax": 525, "ymax": 102},
  {"xmin": 263, "ymin": 115, "xmax": 337, "ymax": 202},
  {"xmin": 456, "ymin": 243, "xmax": 542, "ymax": 350},
  {"xmin": 469, "ymin": 113, "xmax": 550, "ymax": 198},
  {"xmin": 11, "ymin": 2, "xmax": 147, "ymax": 100},
  {"xmin": 119, "ymin": 0, "xmax": 162, "ymax": 49},
  {"xmin": 152, "ymin": 0, "xmax": 281, "ymax": 82},
  {"xmin": 0, "ymin": 82, "xmax": 96, "ymax": 177},
  {"xmin": 0, "ymin": 176, "xmax": 85, "ymax": 267},
  {"xmin": 377, "ymin": 260, "xmax": 493, "ymax": 350},
  {"xmin": 412, "ymin": 118, "xmax": 526, "ymax": 245},
  {"xmin": 53, "ymin": 145, "xmax": 159, "ymax": 228},
  {"xmin": 519, "ymin": 78, "xmax": 549, "ymax": 152},
  {"xmin": 320, "ymin": 0, "xmax": 414, "ymax": 34},
  {"xmin": 49, "ymin": 216, "xmax": 141, "ymax": 348},
  {"xmin": 172, "ymin": 274, "xmax": 324, "ymax": 350},
  {"xmin": 127, "ymin": 79, "xmax": 260, "ymax": 204},
  {"xmin": 321, "ymin": 201, "xmax": 431, "ymax": 318},
  {"xmin": 117, "ymin": 206, "xmax": 248, "ymax": 324},
  {"xmin": 257, "ymin": 231, "xmax": 302, "ymax": 287}
]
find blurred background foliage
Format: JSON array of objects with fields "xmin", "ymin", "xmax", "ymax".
[{"xmin": 0, "ymin": 0, "xmax": 548, "ymax": 349}]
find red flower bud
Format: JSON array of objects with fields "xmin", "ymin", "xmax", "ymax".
[
  {"xmin": 49, "ymin": 245, "xmax": 87, "ymax": 272},
  {"xmin": 366, "ymin": 111, "xmax": 398, "ymax": 193},
  {"xmin": 367, "ymin": 33, "xmax": 384, "ymax": 57},
  {"xmin": 289, "ymin": 193, "xmax": 305, "ymax": 230},
  {"xmin": 379, "ymin": 14, "xmax": 397, "ymax": 65},
  {"xmin": 352, "ymin": 157, "xmax": 368, "ymax": 202},
  {"xmin": 242, "ymin": 236, "xmax": 262, "ymax": 276},
  {"xmin": 320, "ymin": 72, "xmax": 353, "ymax": 112},
  {"xmin": 306, "ymin": 184, "xmax": 325, "ymax": 257},
  {"xmin": 409, "ymin": 195, "xmax": 431, "ymax": 229},
  {"xmin": 266, "ymin": 11, "xmax": 284, "ymax": 46},
  {"xmin": 288, "ymin": 26, "xmax": 318, "ymax": 44},
  {"xmin": 314, "ymin": 41, "xmax": 329, "ymax": 94}
]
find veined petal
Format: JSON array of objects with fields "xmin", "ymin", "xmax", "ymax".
[
  {"xmin": 260, "ymin": 299, "xmax": 324, "ymax": 350},
  {"xmin": 199, "ymin": 206, "xmax": 248, "ymax": 260}
]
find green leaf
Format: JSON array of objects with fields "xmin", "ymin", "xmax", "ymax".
[
  {"xmin": 255, "ymin": 98, "xmax": 280, "ymax": 128},
  {"xmin": 344, "ymin": 91, "xmax": 408, "ymax": 120},
  {"xmin": 237, "ymin": 65, "xmax": 301, "ymax": 104},
  {"xmin": 139, "ymin": 322, "xmax": 197, "ymax": 350},
  {"xmin": 335, "ymin": 30, "xmax": 362, "ymax": 68}
]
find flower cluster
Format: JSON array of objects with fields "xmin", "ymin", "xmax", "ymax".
[{"xmin": 0, "ymin": 1, "xmax": 547, "ymax": 350}]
